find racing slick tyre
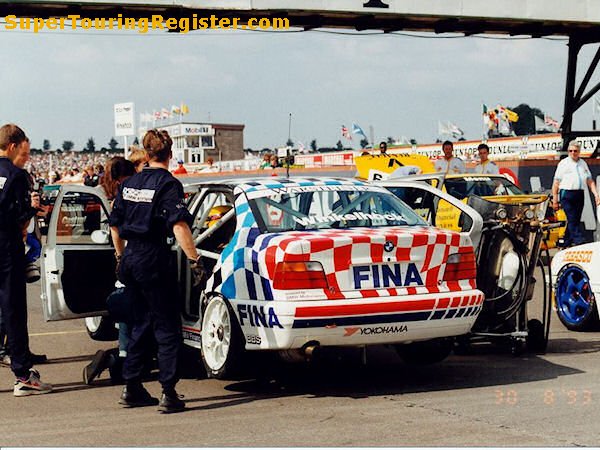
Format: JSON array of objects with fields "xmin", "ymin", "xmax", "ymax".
[
  {"xmin": 201, "ymin": 296, "xmax": 244, "ymax": 379},
  {"xmin": 85, "ymin": 316, "xmax": 119, "ymax": 341},
  {"xmin": 526, "ymin": 319, "xmax": 547, "ymax": 354},
  {"xmin": 555, "ymin": 265, "xmax": 599, "ymax": 332},
  {"xmin": 395, "ymin": 338, "xmax": 453, "ymax": 365}
]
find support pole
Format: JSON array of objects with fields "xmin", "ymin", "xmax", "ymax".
[
  {"xmin": 123, "ymin": 136, "xmax": 129, "ymax": 159},
  {"xmin": 561, "ymin": 36, "xmax": 582, "ymax": 154},
  {"xmin": 286, "ymin": 112, "xmax": 292, "ymax": 178}
]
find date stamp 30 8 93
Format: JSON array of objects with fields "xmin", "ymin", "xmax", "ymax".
[{"xmin": 494, "ymin": 389, "xmax": 593, "ymax": 406}]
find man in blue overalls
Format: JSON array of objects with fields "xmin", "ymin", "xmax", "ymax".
[
  {"xmin": 0, "ymin": 124, "xmax": 52, "ymax": 396},
  {"xmin": 110, "ymin": 129, "xmax": 204, "ymax": 413}
]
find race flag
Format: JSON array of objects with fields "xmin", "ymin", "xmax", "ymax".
[
  {"xmin": 544, "ymin": 114, "xmax": 560, "ymax": 130},
  {"xmin": 171, "ymin": 105, "xmax": 181, "ymax": 115},
  {"xmin": 498, "ymin": 105, "xmax": 519, "ymax": 122},
  {"xmin": 161, "ymin": 108, "xmax": 170, "ymax": 119},
  {"xmin": 438, "ymin": 120, "xmax": 450, "ymax": 136},
  {"xmin": 352, "ymin": 123, "xmax": 367, "ymax": 139},
  {"xmin": 181, "ymin": 104, "xmax": 190, "ymax": 115},
  {"xmin": 447, "ymin": 121, "xmax": 464, "ymax": 139},
  {"xmin": 341, "ymin": 125, "xmax": 352, "ymax": 140},
  {"xmin": 504, "ymin": 107, "xmax": 519, "ymax": 123},
  {"xmin": 439, "ymin": 121, "xmax": 464, "ymax": 139}
]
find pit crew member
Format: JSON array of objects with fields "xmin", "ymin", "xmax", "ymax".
[{"xmin": 109, "ymin": 129, "xmax": 204, "ymax": 413}]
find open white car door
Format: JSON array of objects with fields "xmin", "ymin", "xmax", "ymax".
[
  {"xmin": 376, "ymin": 180, "xmax": 483, "ymax": 249},
  {"xmin": 41, "ymin": 185, "xmax": 115, "ymax": 321}
]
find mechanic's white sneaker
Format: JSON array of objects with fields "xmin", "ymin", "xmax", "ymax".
[{"xmin": 14, "ymin": 369, "xmax": 52, "ymax": 397}]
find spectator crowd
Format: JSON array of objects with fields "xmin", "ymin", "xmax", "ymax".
[{"xmin": 25, "ymin": 151, "xmax": 118, "ymax": 185}]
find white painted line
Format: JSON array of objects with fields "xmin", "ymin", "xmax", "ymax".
[{"xmin": 30, "ymin": 330, "xmax": 87, "ymax": 337}]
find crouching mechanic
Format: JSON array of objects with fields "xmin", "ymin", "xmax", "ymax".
[{"xmin": 109, "ymin": 129, "xmax": 205, "ymax": 413}]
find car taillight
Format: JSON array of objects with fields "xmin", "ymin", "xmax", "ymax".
[
  {"xmin": 273, "ymin": 261, "xmax": 328, "ymax": 290},
  {"xmin": 443, "ymin": 251, "xmax": 476, "ymax": 281}
]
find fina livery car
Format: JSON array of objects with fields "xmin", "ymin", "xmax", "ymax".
[
  {"xmin": 41, "ymin": 177, "xmax": 484, "ymax": 378},
  {"xmin": 551, "ymin": 244, "xmax": 600, "ymax": 331}
]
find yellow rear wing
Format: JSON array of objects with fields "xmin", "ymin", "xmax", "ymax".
[{"xmin": 355, "ymin": 153, "xmax": 436, "ymax": 181}]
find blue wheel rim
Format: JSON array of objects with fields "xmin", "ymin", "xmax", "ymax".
[{"xmin": 556, "ymin": 266, "xmax": 594, "ymax": 325}]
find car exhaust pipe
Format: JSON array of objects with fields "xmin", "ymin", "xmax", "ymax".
[{"xmin": 303, "ymin": 341, "xmax": 320, "ymax": 361}]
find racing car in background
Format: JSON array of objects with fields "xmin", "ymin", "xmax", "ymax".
[
  {"xmin": 378, "ymin": 174, "xmax": 555, "ymax": 353},
  {"xmin": 552, "ymin": 244, "xmax": 600, "ymax": 331},
  {"xmin": 40, "ymin": 177, "xmax": 484, "ymax": 378},
  {"xmin": 383, "ymin": 173, "xmax": 563, "ymax": 249}
]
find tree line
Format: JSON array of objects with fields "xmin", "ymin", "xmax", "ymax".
[{"xmin": 30, "ymin": 137, "xmax": 131, "ymax": 154}]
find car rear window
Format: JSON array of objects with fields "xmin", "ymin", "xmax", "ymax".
[{"xmin": 248, "ymin": 185, "xmax": 427, "ymax": 232}]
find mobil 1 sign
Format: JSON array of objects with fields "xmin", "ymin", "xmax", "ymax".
[{"xmin": 114, "ymin": 102, "xmax": 135, "ymax": 137}]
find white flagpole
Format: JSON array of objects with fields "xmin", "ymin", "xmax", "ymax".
[{"xmin": 593, "ymin": 95, "xmax": 598, "ymax": 131}]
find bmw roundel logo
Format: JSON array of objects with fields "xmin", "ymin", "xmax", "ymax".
[{"xmin": 384, "ymin": 240, "xmax": 395, "ymax": 252}]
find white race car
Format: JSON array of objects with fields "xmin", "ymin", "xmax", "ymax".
[
  {"xmin": 552, "ymin": 244, "xmax": 600, "ymax": 331},
  {"xmin": 41, "ymin": 177, "xmax": 484, "ymax": 378}
]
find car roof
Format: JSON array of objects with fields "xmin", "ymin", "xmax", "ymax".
[
  {"xmin": 182, "ymin": 177, "xmax": 368, "ymax": 192},
  {"xmin": 446, "ymin": 173, "xmax": 506, "ymax": 179}
]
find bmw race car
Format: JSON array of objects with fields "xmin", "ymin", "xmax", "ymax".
[
  {"xmin": 551, "ymin": 244, "xmax": 600, "ymax": 331},
  {"xmin": 41, "ymin": 177, "xmax": 484, "ymax": 378}
]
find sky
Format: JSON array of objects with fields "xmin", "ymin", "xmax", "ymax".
[{"xmin": 1, "ymin": 24, "xmax": 598, "ymax": 151}]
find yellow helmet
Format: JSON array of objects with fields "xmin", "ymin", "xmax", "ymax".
[{"xmin": 206, "ymin": 205, "xmax": 233, "ymax": 228}]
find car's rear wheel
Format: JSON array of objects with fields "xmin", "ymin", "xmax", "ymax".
[
  {"xmin": 555, "ymin": 265, "xmax": 599, "ymax": 331},
  {"xmin": 201, "ymin": 296, "xmax": 244, "ymax": 379},
  {"xmin": 395, "ymin": 338, "xmax": 453, "ymax": 365},
  {"xmin": 85, "ymin": 316, "xmax": 119, "ymax": 341}
]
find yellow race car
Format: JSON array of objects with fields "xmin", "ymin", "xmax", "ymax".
[
  {"xmin": 354, "ymin": 154, "xmax": 565, "ymax": 248},
  {"xmin": 382, "ymin": 173, "xmax": 564, "ymax": 249}
]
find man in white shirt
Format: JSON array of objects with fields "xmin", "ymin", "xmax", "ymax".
[
  {"xmin": 474, "ymin": 143, "xmax": 499, "ymax": 174},
  {"xmin": 552, "ymin": 140, "xmax": 600, "ymax": 246},
  {"xmin": 434, "ymin": 140, "xmax": 465, "ymax": 174}
]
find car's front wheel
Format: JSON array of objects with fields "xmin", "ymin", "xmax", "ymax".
[
  {"xmin": 84, "ymin": 316, "xmax": 119, "ymax": 341},
  {"xmin": 555, "ymin": 265, "xmax": 599, "ymax": 331},
  {"xmin": 201, "ymin": 296, "xmax": 244, "ymax": 379}
]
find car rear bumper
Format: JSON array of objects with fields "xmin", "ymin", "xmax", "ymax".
[{"xmin": 232, "ymin": 289, "xmax": 484, "ymax": 350}]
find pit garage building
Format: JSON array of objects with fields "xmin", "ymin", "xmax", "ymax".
[{"xmin": 154, "ymin": 122, "xmax": 244, "ymax": 164}]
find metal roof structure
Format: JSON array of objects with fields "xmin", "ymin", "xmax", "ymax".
[{"xmin": 3, "ymin": 0, "xmax": 600, "ymax": 37}]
